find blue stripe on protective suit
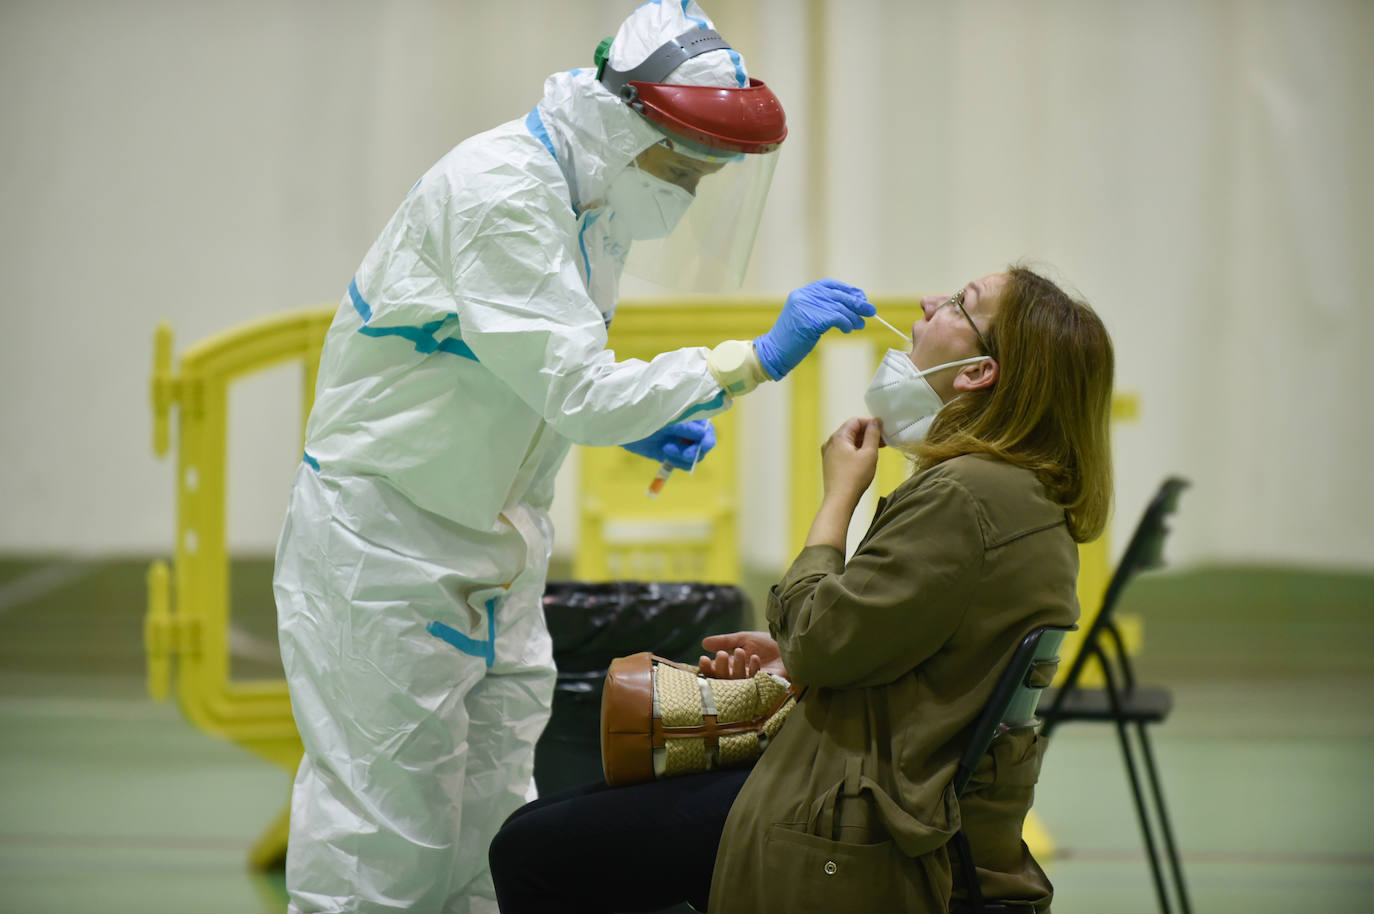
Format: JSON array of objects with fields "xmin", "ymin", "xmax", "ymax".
[
  {"xmin": 672, "ymin": 389, "xmax": 728, "ymax": 423},
  {"xmin": 426, "ymin": 599, "xmax": 498, "ymax": 667},
  {"xmin": 349, "ymin": 278, "xmax": 374, "ymax": 321},
  {"xmin": 303, "ymin": 451, "xmax": 320, "ymax": 472},
  {"xmin": 348, "ymin": 278, "xmax": 478, "ymax": 361},
  {"xmin": 525, "ymin": 108, "xmax": 557, "ymax": 162},
  {"xmin": 578, "ymin": 209, "xmax": 600, "ymax": 284}
]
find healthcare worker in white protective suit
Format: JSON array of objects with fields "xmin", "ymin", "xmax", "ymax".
[{"xmin": 273, "ymin": 2, "xmax": 875, "ymax": 912}]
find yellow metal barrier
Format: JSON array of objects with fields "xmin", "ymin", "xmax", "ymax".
[
  {"xmin": 147, "ymin": 305, "xmax": 334, "ymax": 867},
  {"xmin": 148, "ymin": 299, "xmax": 1134, "ymax": 867}
]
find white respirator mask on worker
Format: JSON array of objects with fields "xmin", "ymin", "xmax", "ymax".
[
  {"xmin": 864, "ymin": 349, "xmax": 991, "ymax": 448},
  {"xmin": 605, "ymin": 162, "xmax": 694, "ymax": 241}
]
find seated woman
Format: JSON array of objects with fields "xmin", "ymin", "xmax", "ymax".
[{"xmin": 488, "ymin": 265, "xmax": 1115, "ymax": 913}]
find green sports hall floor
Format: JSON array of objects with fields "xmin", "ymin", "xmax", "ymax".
[{"xmin": 1, "ymin": 557, "xmax": 1371, "ymax": 913}]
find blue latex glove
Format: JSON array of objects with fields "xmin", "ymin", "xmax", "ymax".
[
  {"xmin": 622, "ymin": 420, "xmax": 716, "ymax": 471},
  {"xmin": 753, "ymin": 279, "xmax": 875, "ymax": 380}
]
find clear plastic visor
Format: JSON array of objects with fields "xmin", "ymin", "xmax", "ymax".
[{"xmin": 623, "ymin": 144, "xmax": 779, "ymax": 294}]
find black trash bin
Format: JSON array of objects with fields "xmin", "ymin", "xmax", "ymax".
[{"xmin": 534, "ymin": 580, "xmax": 750, "ymax": 797}]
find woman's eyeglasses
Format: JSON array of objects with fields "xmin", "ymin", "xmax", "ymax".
[{"xmin": 942, "ymin": 289, "xmax": 991, "ymax": 355}]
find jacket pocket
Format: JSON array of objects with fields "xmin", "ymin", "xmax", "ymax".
[
  {"xmin": 812, "ymin": 758, "xmax": 961, "ymax": 859},
  {"xmin": 761, "ymin": 823, "xmax": 900, "ymax": 914}
]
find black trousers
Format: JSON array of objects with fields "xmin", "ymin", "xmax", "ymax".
[{"xmin": 489, "ymin": 768, "xmax": 751, "ymax": 914}]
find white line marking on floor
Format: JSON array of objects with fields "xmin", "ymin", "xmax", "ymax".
[
  {"xmin": 0, "ymin": 696, "xmax": 179, "ymax": 721},
  {"xmin": 0, "ymin": 561, "xmax": 101, "ymax": 616}
]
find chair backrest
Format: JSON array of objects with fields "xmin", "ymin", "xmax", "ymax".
[
  {"xmin": 1099, "ymin": 477, "xmax": 1189, "ymax": 626},
  {"xmin": 1045, "ymin": 476, "xmax": 1189, "ymax": 713},
  {"xmin": 953, "ymin": 624, "xmax": 1074, "ymax": 799}
]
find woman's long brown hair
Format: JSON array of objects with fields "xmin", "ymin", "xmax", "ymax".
[{"xmin": 915, "ymin": 266, "xmax": 1115, "ymax": 542}]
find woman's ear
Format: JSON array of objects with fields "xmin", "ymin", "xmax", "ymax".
[{"xmin": 952, "ymin": 358, "xmax": 998, "ymax": 393}]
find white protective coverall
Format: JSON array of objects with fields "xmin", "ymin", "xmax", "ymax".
[{"xmin": 274, "ymin": 3, "xmax": 759, "ymax": 912}]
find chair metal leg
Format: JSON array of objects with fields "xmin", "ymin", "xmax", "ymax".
[
  {"xmin": 1113, "ymin": 716, "xmax": 1172, "ymax": 914},
  {"xmin": 1099, "ymin": 657, "xmax": 1172, "ymax": 914},
  {"xmin": 1136, "ymin": 722, "xmax": 1193, "ymax": 914}
]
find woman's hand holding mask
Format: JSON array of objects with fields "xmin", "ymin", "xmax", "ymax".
[
  {"xmin": 803, "ymin": 417, "xmax": 883, "ymax": 551},
  {"xmin": 820, "ymin": 417, "xmax": 883, "ymax": 506}
]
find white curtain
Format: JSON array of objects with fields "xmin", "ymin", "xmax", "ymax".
[
  {"xmin": 1, "ymin": 0, "xmax": 1369, "ymax": 568},
  {"xmin": 804, "ymin": 0, "xmax": 1374, "ymax": 567}
]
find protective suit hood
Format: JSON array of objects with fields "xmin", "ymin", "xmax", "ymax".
[
  {"xmin": 531, "ymin": 0, "xmax": 749, "ymax": 213},
  {"xmin": 529, "ymin": 69, "xmax": 660, "ymax": 213}
]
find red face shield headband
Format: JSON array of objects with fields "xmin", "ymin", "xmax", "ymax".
[{"xmin": 597, "ymin": 28, "xmax": 787, "ymax": 155}]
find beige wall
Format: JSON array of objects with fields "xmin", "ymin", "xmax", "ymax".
[{"xmin": 2, "ymin": 0, "xmax": 1370, "ymax": 570}]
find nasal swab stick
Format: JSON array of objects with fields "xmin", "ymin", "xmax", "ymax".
[{"xmin": 871, "ymin": 312, "xmax": 910, "ymax": 344}]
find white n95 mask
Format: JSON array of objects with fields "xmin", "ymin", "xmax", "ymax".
[
  {"xmin": 863, "ymin": 349, "xmax": 991, "ymax": 448},
  {"xmin": 605, "ymin": 163, "xmax": 694, "ymax": 241}
]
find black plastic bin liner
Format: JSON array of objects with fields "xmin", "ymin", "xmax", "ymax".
[{"xmin": 533, "ymin": 581, "xmax": 750, "ymax": 796}]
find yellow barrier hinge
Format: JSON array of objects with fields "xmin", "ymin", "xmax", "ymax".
[
  {"xmin": 152, "ymin": 323, "xmax": 208, "ymax": 456},
  {"xmin": 151, "ymin": 323, "xmax": 180, "ymax": 457},
  {"xmin": 144, "ymin": 560, "xmax": 203, "ymax": 701},
  {"xmin": 172, "ymin": 613, "xmax": 203, "ymax": 656},
  {"xmin": 145, "ymin": 560, "xmax": 172, "ymax": 700}
]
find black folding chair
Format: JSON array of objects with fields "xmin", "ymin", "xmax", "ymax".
[
  {"xmin": 1039, "ymin": 476, "xmax": 1192, "ymax": 914},
  {"xmin": 950, "ymin": 624, "xmax": 1075, "ymax": 914}
]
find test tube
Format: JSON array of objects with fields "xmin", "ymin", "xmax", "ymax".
[{"xmin": 646, "ymin": 460, "xmax": 674, "ymax": 498}]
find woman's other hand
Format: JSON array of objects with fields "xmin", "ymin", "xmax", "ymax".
[
  {"xmin": 821, "ymin": 417, "xmax": 883, "ymax": 506},
  {"xmin": 699, "ymin": 631, "xmax": 789, "ymax": 680}
]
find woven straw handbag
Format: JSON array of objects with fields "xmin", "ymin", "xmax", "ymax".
[{"xmin": 600, "ymin": 651, "xmax": 801, "ymax": 787}]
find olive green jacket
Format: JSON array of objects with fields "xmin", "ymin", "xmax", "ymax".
[{"xmin": 708, "ymin": 455, "xmax": 1079, "ymax": 914}]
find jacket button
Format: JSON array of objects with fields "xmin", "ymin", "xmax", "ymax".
[{"xmin": 823, "ymin": 860, "xmax": 838, "ymax": 875}]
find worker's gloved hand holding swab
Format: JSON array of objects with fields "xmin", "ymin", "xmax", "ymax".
[{"xmin": 753, "ymin": 279, "xmax": 876, "ymax": 380}]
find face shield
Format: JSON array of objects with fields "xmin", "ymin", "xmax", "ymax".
[{"xmin": 599, "ymin": 29, "xmax": 787, "ymax": 293}]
